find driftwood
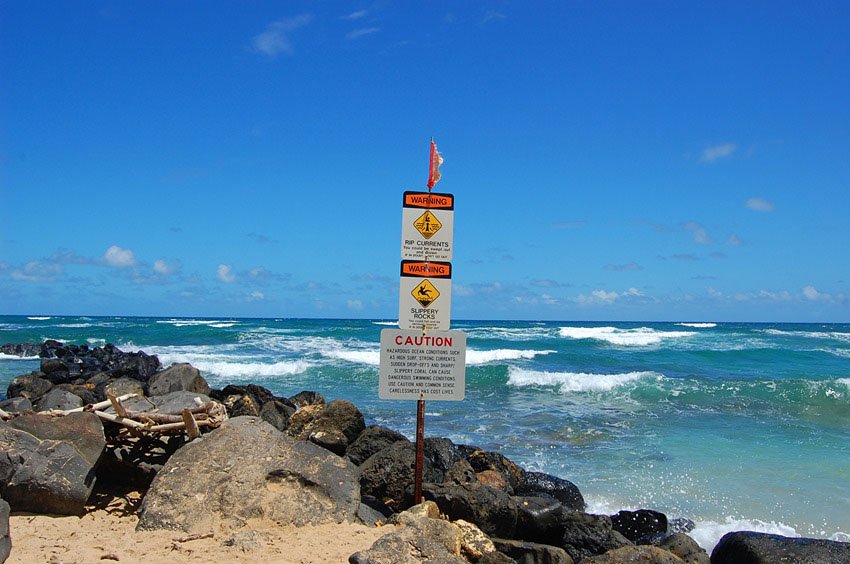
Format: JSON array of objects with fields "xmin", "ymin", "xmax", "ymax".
[{"xmin": 1, "ymin": 392, "xmax": 227, "ymax": 440}]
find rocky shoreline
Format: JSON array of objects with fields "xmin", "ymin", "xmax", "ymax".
[{"xmin": 2, "ymin": 341, "xmax": 849, "ymax": 563}]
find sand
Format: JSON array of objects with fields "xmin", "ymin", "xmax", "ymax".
[{"xmin": 6, "ymin": 491, "xmax": 393, "ymax": 564}]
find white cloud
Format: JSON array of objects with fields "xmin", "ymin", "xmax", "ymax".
[
  {"xmin": 576, "ymin": 287, "xmax": 642, "ymax": 305},
  {"xmin": 728, "ymin": 234, "xmax": 742, "ymax": 246},
  {"xmin": 346, "ymin": 27, "xmax": 379, "ymax": 40},
  {"xmin": 700, "ymin": 143, "xmax": 737, "ymax": 163},
  {"xmin": 746, "ymin": 197, "xmax": 775, "ymax": 212},
  {"xmin": 347, "ymin": 299, "xmax": 364, "ymax": 310},
  {"xmin": 802, "ymin": 285, "xmax": 831, "ymax": 302},
  {"xmin": 11, "ymin": 261, "xmax": 63, "ymax": 282},
  {"xmin": 104, "ymin": 245, "xmax": 136, "ymax": 267},
  {"xmin": 685, "ymin": 222, "xmax": 712, "ymax": 245},
  {"xmin": 217, "ymin": 264, "xmax": 236, "ymax": 283},
  {"xmin": 252, "ymin": 15, "xmax": 312, "ymax": 57},
  {"xmin": 249, "ymin": 290, "xmax": 265, "ymax": 301},
  {"xmin": 482, "ymin": 10, "xmax": 506, "ymax": 23},
  {"xmin": 153, "ymin": 259, "xmax": 174, "ymax": 275},
  {"xmin": 343, "ymin": 10, "xmax": 367, "ymax": 20}
]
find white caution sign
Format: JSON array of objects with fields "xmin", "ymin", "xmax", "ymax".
[
  {"xmin": 401, "ymin": 191, "xmax": 454, "ymax": 261},
  {"xmin": 379, "ymin": 329, "xmax": 466, "ymax": 401},
  {"xmin": 399, "ymin": 260, "xmax": 451, "ymax": 331}
]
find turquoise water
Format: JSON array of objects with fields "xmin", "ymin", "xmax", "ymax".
[{"xmin": 2, "ymin": 315, "xmax": 849, "ymax": 550}]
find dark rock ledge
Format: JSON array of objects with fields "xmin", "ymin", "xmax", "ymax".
[{"xmin": 2, "ymin": 340, "xmax": 848, "ymax": 563}]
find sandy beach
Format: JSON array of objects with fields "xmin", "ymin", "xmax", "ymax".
[{"xmin": 7, "ymin": 490, "xmax": 391, "ymax": 564}]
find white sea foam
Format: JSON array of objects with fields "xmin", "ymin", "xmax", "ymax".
[
  {"xmin": 507, "ymin": 368, "xmax": 654, "ymax": 392},
  {"xmin": 27, "ymin": 316, "xmax": 52, "ymax": 320},
  {"xmin": 87, "ymin": 338, "xmax": 106, "ymax": 346},
  {"xmin": 372, "ymin": 321, "xmax": 398, "ymax": 326},
  {"xmin": 559, "ymin": 326, "xmax": 696, "ymax": 346},
  {"xmin": 464, "ymin": 326, "xmax": 556, "ymax": 341},
  {"xmin": 0, "ymin": 353, "xmax": 39, "ymax": 360},
  {"xmin": 183, "ymin": 359, "xmax": 311, "ymax": 379},
  {"xmin": 156, "ymin": 319, "xmax": 239, "ymax": 327},
  {"xmin": 836, "ymin": 378, "xmax": 850, "ymax": 388},
  {"xmin": 466, "ymin": 349, "xmax": 555, "ymax": 365},
  {"xmin": 323, "ymin": 349, "xmax": 381, "ymax": 366},
  {"xmin": 675, "ymin": 322, "xmax": 717, "ymax": 328},
  {"xmin": 690, "ymin": 516, "xmax": 799, "ymax": 554},
  {"xmin": 761, "ymin": 329, "xmax": 850, "ymax": 343},
  {"xmin": 56, "ymin": 323, "xmax": 94, "ymax": 328}
]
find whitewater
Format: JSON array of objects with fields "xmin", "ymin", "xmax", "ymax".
[{"xmin": 2, "ymin": 315, "xmax": 849, "ymax": 551}]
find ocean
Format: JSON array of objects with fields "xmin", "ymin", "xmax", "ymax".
[{"xmin": 1, "ymin": 315, "xmax": 849, "ymax": 551}]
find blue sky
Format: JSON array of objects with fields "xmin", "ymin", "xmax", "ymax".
[{"xmin": 1, "ymin": 1, "xmax": 848, "ymax": 321}]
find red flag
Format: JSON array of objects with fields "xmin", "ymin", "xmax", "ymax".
[{"xmin": 427, "ymin": 139, "xmax": 444, "ymax": 190}]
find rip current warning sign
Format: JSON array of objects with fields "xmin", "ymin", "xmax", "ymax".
[
  {"xmin": 401, "ymin": 191, "xmax": 454, "ymax": 261},
  {"xmin": 398, "ymin": 260, "xmax": 451, "ymax": 331}
]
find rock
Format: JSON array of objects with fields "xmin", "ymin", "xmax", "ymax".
[
  {"xmin": 102, "ymin": 377, "xmax": 146, "ymax": 400},
  {"xmin": 359, "ymin": 441, "xmax": 439, "ymax": 512},
  {"xmin": 137, "ymin": 416, "xmax": 360, "ymax": 532},
  {"xmin": 356, "ymin": 502, "xmax": 387, "ymax": 526},
  {"xmin": 33, "ymin": 387, "xmax": 83, "ymax": 411},
  {"xmin": 211, "ymin": 384, "xmax": 278, "ymax": 411},
  {"xmin": 467, "ymin": 449, "xmax": 526, "ymax": 492},
  {"xmin": 103, "ymin": 349, "xmax": 161, "ymax": 382},
  {"xmin": 0, "ymin": 496, "xmax": 10, "ymax": 563},
  {"xmin": 40, "ymin": 358, "xmax": 72, "ymax": 384},
  {"xmin": 6, "ymin": 372, "xmax": 53, "ymax": 400},
  {"xmin": 657, "ymin": 534, "xmax": 709, "ymax": 564},
  {"xmin": 350, "ymin": 502, "xmax": 467, "ymax": 564},
  {"xmin": 98, "ymin": 434, "xmax": 179, "ymax": 488},
  {"xmin": 0, "ymin": 412, "xmax": 106, "ymax": 515},
  {"xmin": 346, "ymin": 425, "xmax": 409, "ymax": 466},
  {"xmin": 492, "ymin": 538, "xmax": 573, "ymax": 564},
  {"xmin": 478, "ymin": 469, "xmax": 510, "ymax": 491},
  {"xmin": 479, "ymin": 551, "xmax": 519, "ymax": 564},
  {"xmin": 55, "ymin": 383, "xmax": 98, "ymax": 406},
  {"xmin": 518, "ymin": 472, "xmax": 585, "ymax": 511},
  {"xmin": 456, "ymin": 519, "xmax": 499, "ymax": 560},
  {"xmin": 148, "ymin": 391, "xmax": 211, "ymax": 414},
  {"xmin": 103, "ymin": 395, "xmax": 156, "ymax": 415},
  {"xmin": 309, "ymin": 428, "xmax": 349, "ymax": 456},
  {"xmin": 580, "ymin": 545, "xmax": 685, "ymax": 563},
  {"xmin": 289, "ymin": 390, "xmax": 324, "ymax": 408},
  {"xmin": 424, "ymin": 438, "xmax": 466, "ymax": 482},
  {"xmin": 560, "ymin": 512, "xmax": 632, "ymax": 563},
  {"xmin": 611, "ymin": 509, "xmax": 668, "ymax": 544},
  {"xmin": 710, "ymin": 531, "xmax": 850, "ymax": 564},
  {"xmin": 221, "ymin": 393, "xmax": 263, "ymax": 417},
  {"xmin": 514, "ymin": 496, "xmax": 566, "ymax": 545},
  {"xmin": 444, "ymin": 459, "xmax": 478, "ymax": 485},
  {"xmin": 0, "ymin": 397, "xmax": 32, "ymax": 412},
  {"xmin": 259, "ymin": 399, "xmax": 296, "ymax": 432},
  {"xmin": 422, "ymin": 481, "xmax": 518, "ymax": 538},
  {"xmin": 289, "ymin": 400, "xmax": 365, "ymax": 451},
  {"xmin": 667, "ymin": 518, "xmax": 695, "ymax": 534},
  {"xmin": 0, "ymin": 342, "xmax": 42, "ymax": 357},
  {"xmin": 147, "ymin": 363, "xmax": 210, "ymax": 397}
]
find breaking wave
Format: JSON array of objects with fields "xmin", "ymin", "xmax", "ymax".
[
  {"xmin": 559, "ymin": 326, "xmax": 696, "ymax": 346},
  {"xmin": 507, "ymin": 368, "xmax": 655, "ymax": 392}
]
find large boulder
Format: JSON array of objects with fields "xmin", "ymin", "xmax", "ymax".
[
  {"xmin": 580, "ymin": 545, "xmax": 685, "ymax": 563},
  {"xmin": 518, "ymin": 472, "xmax": 585, "ymax": 511},
  {"xmin": 0, "ymin": 397, "xmax": 32, "ymax": 413},
  {"xmin": 359, "ymin": 441, "xmax": 441, "ymax": 512},
  {"xmin": 288, "ymin": 399, "xmax": 366, "ymax": 450},
  {"xmin": 710, "ymin": 531, "xmax": 850, "ymax": 564},
  {"xmin": 610, "ymin": 509, "xmax": 668, "ymax": 544},
  {"xmin": 148, "ymin": 391, "xmax": 211, "ymax": 413},
  {"xmin": 0, "ymin": 412, "xmax": 106, "ymax": 515},
  {"xmin": 137, "ymin": 416, "xmax": 360, "ymax": 532},
  {"xmin": 33, "ymin": 388, "xmax": 83, "ymax": 412},
  {"xmin": 492, "ymin": 538, "xmax": 573, "ymax": 564},
  {"xmin": 0, "ymin": 496, "xmax": 10, "ymax": 563},
  {"xmin": 146, "ymin": 363, "xmax": 210, "ymax": 397},
  {"xmin": 346, "ymin": 425, "xmax": 410, "ymax": 466},
  {"xmin": 657, "ymin": 533, "xmax": 709, "ymax": 564},
  {"xmin": 514, "ymin": 496, "xmax": 567, "ymax": 545},
  {"xmin": 466, "ymin": 449, "xmax": 526, "ymax": 493},
  {"xmin": 560, "ymin": 512, "xmax": 632, "ymax": 563},
  {"xmin": 422, "ymin": 481, "xmax": 519, "ymax": 539},
  {"xmin": 350, "ymin": 502, "xmax": 467, "ymax": 564},
  {"xmin": 6, "ymin": 372, "xmax": 52, "ymax": 400}
]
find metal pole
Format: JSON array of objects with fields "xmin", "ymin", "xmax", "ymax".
[{"xmin": 414, "ymin": 397, "xmax": 425, "ymax": 504}]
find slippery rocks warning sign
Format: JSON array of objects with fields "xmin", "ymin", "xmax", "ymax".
[
  {"xmin": 398, "ymin": 260, "xmax": 451, "ymax": 331},
  {"xmin": 379, "ymin": 329, "xmax": 466, "ymax": 401}
]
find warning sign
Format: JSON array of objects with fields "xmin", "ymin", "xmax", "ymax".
[
  {"xmin": 379, "ymin": 329, "xmax": 466, "ymax": 401},
  {"xmin": 414, "ymin": 211, "xmax": 442, "ymax": 239},
  {"xmin": 402, "ymin": 191, "xmax": 454, "ymax": 262},
  {"xmin": 399, "ymin": 260, "xmax": 451, "ymax": 331},
  {"xmin": 412, "ymin": 279, "xmax": 439, "ymax": 307}
]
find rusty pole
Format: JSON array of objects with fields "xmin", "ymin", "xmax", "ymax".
[{"xmin": 414, "ymin": 396, "xmax": 425, "ymax": 504}]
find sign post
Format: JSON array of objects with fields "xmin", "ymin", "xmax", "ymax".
[{"xmin": 379, "ymin": 139, "xmax": 464, "ymax": 505}]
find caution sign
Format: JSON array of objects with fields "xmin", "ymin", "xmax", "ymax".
[
  {"xmin": 402, "ymin": 191, "xmax": 454, "ymax": 261},
  {"xmin": 379, "ymin": 329, "xmax": 466, "ymax": 401},
  {"xmin": 399, "ymin": 260, "xmax": 451, "ymax": 331}
]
